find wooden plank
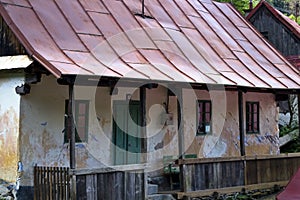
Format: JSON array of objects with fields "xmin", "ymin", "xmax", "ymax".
[
  {"xmin": 177, "ymin": 181, "xmax": 289, "ymax": 199},
  {"xmin": 135, "ymin": 172, "xmax": 143, "ymax": 200},
  {"xmin": 34, "ymin": 166, "xmax": 37, "ymax": 200},
  {"xmin": 86, "ymin": 174, "xmax": 97, "ymax": 200},
  {"xmin": 58, "ymin": 167, "xmax": 62, "ymax": 200},
  {"xmin": 246, "ymin": 160, "xmax": 257, "ymax": 185},
  {"xmin": 97, "ymin": 173, "xmax": 105, "ymax": 200},
  {"xmin": 107, "ymin": 172, "xmax": 115, "ymax": 200},
  {"xmin": 70, "ymin": 164, "xmax": 146, "ymax": 175},
  {"xmin": 66, "ymin": 168, "xmax": 70, "ymax": 200},
  {"xmin": 126, "ymin": 172, "xmax": 135, "ymax": 200},
  {"xmin": 76, "ymin": 175, "xmax": 86, "ymax": 199},
  {"xmin": 49, "ymin": 167, "xmax": 52, "ymax": 200},
  {"xmin": 114, "ymin": 172, "xmax": 124, "ymax": 200}
]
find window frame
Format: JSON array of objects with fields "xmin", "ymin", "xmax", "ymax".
[
  {"xmin": 64, "ymin": 100, "xmax": 89, "ymax": 143},
  {"xmin": 196, "ymin": 100, "xmax": 212, "ymax": 136},
  {"xmin": 246, "ymin": 101, "xmax": 260, "ymax": 134}
]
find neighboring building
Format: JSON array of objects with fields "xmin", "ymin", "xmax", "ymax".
[
  {"xmin": 247, "ymin": 1, "xmax": 300, "ymax": 129},
  {"xmin": 0, "ymin": 0, "xmax": 299, "ymax": 198},
  {"xmin": 247, "ymin": 0, "xmax": 300, "ymax": 70}
]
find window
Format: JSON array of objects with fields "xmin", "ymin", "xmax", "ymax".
[
  {"xmin": 246, "ymin": 102, "xmax": 259, "ymax": 134},
  {"xmin": 197, "ymin": 100, "xmax": 212, "ymax": 135},
  {"xmin": 260, "ymin": 31, "xmax": 269, "ymax": 40},
  {"xmin": 64, "ymin": 100, "xmax": 89, "ymax": 143}
]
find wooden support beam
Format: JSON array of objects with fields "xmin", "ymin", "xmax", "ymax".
[
  {"xmin": 68, "ymin": 84, "xmax": 77, "ymax": 199},
  {"xmin": 177, "ymin": 88, "xmax": 184, "ymax": 158},
  {"xmin": 176, "ymin": 88, "xmax": 186, "ymax": 192},
  {"xmin": 68, "ymin": 84, "xmax": 76, "ymax": 169},
  {"xmin": 140, "ymin": 86, "xmax": 147, "ymax": 155},
  {"xmin": 238, "ymin": 90, "xmax": 246, "ymax": 156}
]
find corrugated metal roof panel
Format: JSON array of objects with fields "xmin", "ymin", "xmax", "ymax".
[
  {"xmin": 0, "ymin": 55, "xmax": 32, "ymax": 70},
  {"xmin": 0, "ymin": 0, "xmax": 298, "ymax": 89}
]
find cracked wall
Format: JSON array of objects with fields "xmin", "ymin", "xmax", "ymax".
[{"xmin": 19, "ymin": 75, "xmax": 280, "ymax": 186}]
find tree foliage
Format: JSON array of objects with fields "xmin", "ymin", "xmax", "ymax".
[
  {"xmin": 216, "ymin": 0, "xmax": 300, "ymax": 24},
  {"xmin": 215, "ymin": 0, "xmax": 260, "ymax": 15}
]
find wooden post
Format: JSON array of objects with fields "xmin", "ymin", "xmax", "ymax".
[
  {"xmin": 68, "ymin": 84, "xmax": 76, "ymax": 169},
  {"xmin": 140, "ymin": 86, "xmax": 147, "ymax": 154},
  {"xmin": 177, "ymin": 87, "xmax": 186, "ymax": 192},
  {"xmin": 238, "ymin": 90, "xmax": 245, "ymax": 156},
  {"xmin": 177, "ymin": 87, "xmax": 184, "ymax": 158},
  {"xmin": 68, "ymin": 84, "xmax": 76, "ymax": 199}
]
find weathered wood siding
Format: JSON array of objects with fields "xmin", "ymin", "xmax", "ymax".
[
  {"xmin": 0, "ymin": 16, "xmax": 26, "ymax": 56},
  {"xmin": 246, "ymin": 156, "xmax": 300, "ymax": 185},
  {"xmin": 76, "ymin": 171, "xmax": 145, "ymax": 200},
  {"xmin": 179, "ymin": 154, "xmax": 300, "ymax": 192},
  {"xmin": 182, "ymin": 160, "xmax": 244, "ymax": 191},
  {"xmin": 248, "ymin": 6, "xmax": 300, "ymax": 56}
]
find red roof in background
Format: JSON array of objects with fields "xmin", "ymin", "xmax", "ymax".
[
  {"xmin": 247, "ymin": 0, "xmax": 300, "ymax": 71},
  {"xmin": 0, "ymin": 0, "xmax": 299, "ymax": 89},
  {"xmin": 277, "ymin": 168, "xmax": 300, "ymax": 200}
]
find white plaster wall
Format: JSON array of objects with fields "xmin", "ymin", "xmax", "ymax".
[
  {"xmin": 0, "ymin": 72, "xmax": 24, "ymax": 182},
  {"xmin": 244, "ymin": 92, "xmax": 279, "ymax": 155},
  {"xmin": 145, "ymin": 85, "xmax": 179, "ymax": 172},
  {"xmin": 183, "ymin": 89, "xmax": 279, "ymax": 158},
  {"xmin": 19, "ymin": 74, "xmax": 280, "ymax": 185},
  {"xmin": 20, "ymin": 75, "xmax": 117, "ymax": 186}
]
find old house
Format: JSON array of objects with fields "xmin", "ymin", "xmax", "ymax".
[
  {"xmin": 247, "ymin": 1, "xmax": 300, "ymax": 131},
  {"xmin": 246, "ymin": 1, "xmax": 300, "ymax": 69},
  {"xmin": 0, "ymin": 0, "xmax": 299, "ymax": 199}
]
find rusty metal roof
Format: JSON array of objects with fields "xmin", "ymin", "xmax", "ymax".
[
  {"xmin": 0, "ymin": 0, "xmax": 299, "ymax": 89},
  {"xmin": 0, "ymin": 55, "xmax": 32, "ymax": 70}
]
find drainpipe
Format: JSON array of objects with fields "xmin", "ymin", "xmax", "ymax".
[{"xmin": 238, "ymin": 90, "xmax": 246, "ymax": 156}]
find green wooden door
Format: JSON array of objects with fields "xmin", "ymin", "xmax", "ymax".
[{"xmin": 113, "ymin": 100, "xmax": 141, "ymax": 165}]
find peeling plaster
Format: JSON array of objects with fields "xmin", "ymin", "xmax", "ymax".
[
  {"xmin": 16, "ymin": 75, "xmax": 281, "ymax": 185},
  {"xmin": 0, "ymin": 74, "xmax": 24, "ymax": 183}
]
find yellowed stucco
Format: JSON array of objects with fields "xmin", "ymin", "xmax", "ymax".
[{"xmin": 0, "ymin": 72, "xmax": 24, "ymax": 183}]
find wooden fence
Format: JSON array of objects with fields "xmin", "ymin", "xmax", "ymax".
[
  {"xmin": 34, "ymin": 165, "xmax": 146, "ymax": 200},
  {"xmin": 74, "ymin": 168, "xmax": 145, "ymax": 200},
  {"xmin": 34, "ymin": 166, "xmax": 70, "ymax": 200},
  {"xmin": 178, "ymin": 153, "xmax": 300, "ymax": 194}
]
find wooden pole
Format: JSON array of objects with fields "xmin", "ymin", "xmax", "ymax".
[
  {"xmin": 68, "ymin": 84, "xmax": 76, "ymax": 199},
  {"xmin": 176, "ymin": 88, "xmax": 186, "ymax": 192},
  {"xmin": 177, "ymin": 88, "xmax": 184, "ymax": 158},
  {"xmin": 140, "ymin": 86, "xmax": 147, "ymax": 154},
  {"xmin": 238, "ymin": 90, "xmax": 246, "ymax": 156},
  {"xmin": 68, "ymin": 84, "xmax": 76, "ymax": 169}
]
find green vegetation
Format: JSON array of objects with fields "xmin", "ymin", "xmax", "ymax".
[{"xmin": 215, "ymin": 0, "xmax": 260, "ymax": 14}]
